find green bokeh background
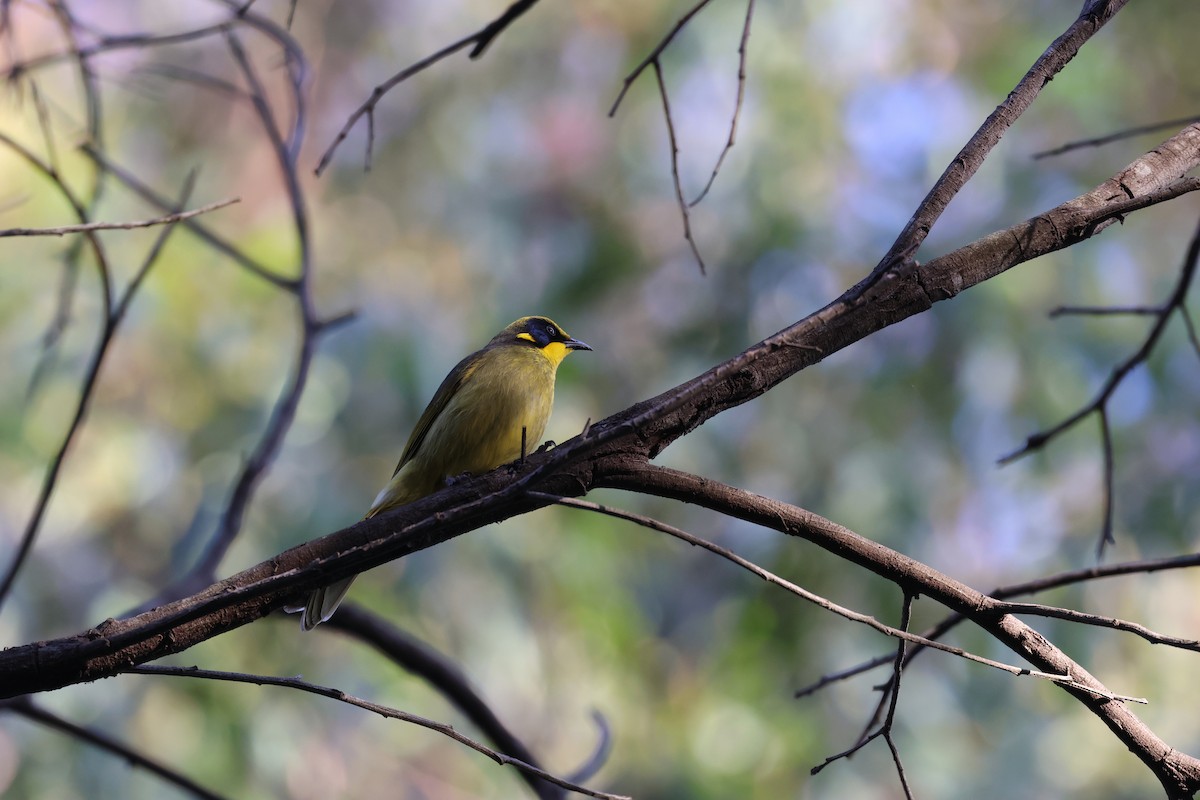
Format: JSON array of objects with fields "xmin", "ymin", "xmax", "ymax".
[{"xmin": 1, "ymin": 1, "xmax": 1199, "ymax": 798}]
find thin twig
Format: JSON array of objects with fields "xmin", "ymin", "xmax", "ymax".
[
  {"xmin": 129, "ymin": 665, "xmax": 629, "ymax": 800},
  {"xmin": 314, "ymin": 0, "xmax": 544, "ymax": 175},
  {"xmin": 812, "ymin": 593, "xmax": 916, "ymax": 800},
  {"xmin": 0, "ymin": 197, "xmax": 239, "ymax": 237},
  {"xmin": 1049, "ymin": 305, "xmax": 1162, "ymax": 317},
  {"xmin": 468, "ymin": 0, "xmax": 541, "ymax": 59},
  {"xmin": 653, "ymin": 60, "xmax": 706, "ymax": 274},
  {"xmin": 865, "ymin": 0, "xmax": 1132, "ymax": 291},
  {"xmin": 794, "ymin": 551, "xmax": 1200, "ymax": 697},
  {"xmin": 997, "ymin": 213, "xmax": 1200, "ymax": 553},
  {"xmin": 1182, "ymin": 306, "xmax": 1200, "ymax": 364},
  {"xmin": 690, "ymin": 0, "xmax": 755, "ymax": 206},
  {"xmin": 80, "ymin": 143, "xmax": 295, "ymax": 290},
  {"xmin": 1034, "ymin": 113, "xmax": 1200, "ymax": 159},
  {"xmin": 1097, "ymin": 407, "xmax": 1116, "ymax": 557},
  {"xmin": 328, "ymin": 604, "xmax": 609, "ymax": 800},
  {"xmin": 608, "ymin": 0, "xmax": 715, "ymax": 117},
  {"xmin": 994, "ymin": 599, "xmax": 1200, "ymax": 651},
  {"xmin": 2, "ymin": 19, "xmax": 238, "ymax": 77},
  {"xmin": 533, "ymin": 492, "xmax": 1078, "ymax": 687}
]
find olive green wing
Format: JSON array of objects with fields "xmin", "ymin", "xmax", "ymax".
[{"xmin": 391, "ymin": 348, "xmax": 487, "ymax": 475}]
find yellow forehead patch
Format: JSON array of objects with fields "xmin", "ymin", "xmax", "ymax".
[{"xmin": 516, "ymin": 332, "xmax": 536, "ymax": 343}]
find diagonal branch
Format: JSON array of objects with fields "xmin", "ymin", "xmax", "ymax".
[
  {"xmin": 866, "ymin": 0, "xmax": 1132, "ymax": 289},
  {"xmin": 2, "ymin": 117, "xmax": 1200, "ymax": 797},
  {"xmin": 3, "ymin": 118, "xmax": 1198, "ymax": 698}
]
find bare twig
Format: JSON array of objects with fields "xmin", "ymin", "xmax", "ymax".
[
  {"xmin": 2, "ymin": 697, "xmax": 228, "ymax": 800},
  {"xmin": 1034, "ymin": 113, "xmax": 1200, "ymax": 160},
  {"xmin": 812, "ymin": 594, "xmax": 916, "ymax": 800},
  {"xmin": 2, "ymin": 19, "xmax": 237, "ymax": 77},
  {"xmin": 864, "ymin": 0, "xmax": 1132, "ymax": 292},
  {"xmin": 1183, "ymin": 306, "xmax": 1200, "ymax": 363},
  {"xmin": 0, "ymin": 197, "xmax": 239, "ymax": 237},
  {"xmin": 327, "ymin": 604, "xmax": 612, "ymax": 800},
  {"xmin": 653, "ymin": 60, "xmax": 706, "ymax": 274},
  {"xmin": 532, "ymin": 493, "xmax": 1079, "ymax": 687},
  {"xmin": 1098, "ymin": 407, "xmax": 1116, "ymax": 557},
  {"xmin": 993, "ymin": 599, "xmax": 1200, "ymax": 652},
  {"xmin": 314, "ymin": 0, "xmax": 545, "ymax": 176},
  {"xmin": 129, "ymin": 665, "xmax": 629, "ymax": 800},
  {"xmin": 795, "ymin": 551, "xmax": 1200, "ymax": 697},
  {"xmin": 0, "ymin": 141, "xmax": 195, "ymax": 610},
  {"xmin": 608, "ymin": 0, "xmax": 714, "ymax": 117},
  {"xmin": 468, "ymin": 0, "xmax": 541, "ymax": 59},
  {"xmin": 998, "ymin": 215, "xmax": 1200, "ymax": 556},
  {"xmin": 690, "ymin": 0, "xmax": 756, "ymax": 206},
  {"xmin": 80, "ymin": 143, "xmax": 295, "ymax": 290},
  {"xmin": 1049, "ymin": 305, "xmax": 1161, "ymax": 317}
]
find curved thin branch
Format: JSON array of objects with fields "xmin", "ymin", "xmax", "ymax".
[
  {"xmin": 796, "ymin": 550, "xmax": 1200, "ymax": 698},
  {"xmin": 531, "ymin": 493, "xmax": 1078, "ymax": 687},
  {"xmin": 129, "ymin": 665, "xmax": 628, "ymax": 800},
  {"xmin": 327, "ymin": 604, "xmax": 608, "ymax": 800},
  {"xmin": 1034, "ymin": 113, "xmax": 1200, "ymax": 160}
]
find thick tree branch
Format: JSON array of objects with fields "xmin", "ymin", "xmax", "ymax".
[
  {"xmin": 2, "ymin": 120, "xmax": 1199, "ymax": 796},
  {"xmin": 2, "ymin": 120, "xmax": 1197, "ymax": 690}
]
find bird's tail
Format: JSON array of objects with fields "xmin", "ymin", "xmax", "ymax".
[{"xmin": 298, "ymin": 576, "xmax": 356, "ymax": 631}]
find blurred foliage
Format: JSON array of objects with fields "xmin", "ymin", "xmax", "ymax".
[{"xmin": 1, "ymin": 0, "xmax": 1199, "ymax": 798}]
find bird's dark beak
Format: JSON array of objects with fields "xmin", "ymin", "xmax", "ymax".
[{"xmin": 564, "ymin": 337, "xmax": 592, "ymax": 352}]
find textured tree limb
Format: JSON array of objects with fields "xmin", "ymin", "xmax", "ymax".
[
  {"xmin": 1, "ymin": 117, "xmax": 1196, "ymax": 693},
  {"xmin": 2, "ymin": 120, "xmax": 1199, "ymax": 796}
]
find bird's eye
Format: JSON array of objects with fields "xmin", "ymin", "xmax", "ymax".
[{"xmin": 547, "ymin": 326, "xmax": 558, "ymax": 338}]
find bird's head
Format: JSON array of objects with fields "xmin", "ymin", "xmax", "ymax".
[{"xmin": 499, "ymin": 316, "xmax": 592, "ymax": 366}]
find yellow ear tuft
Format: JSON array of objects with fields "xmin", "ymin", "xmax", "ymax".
[
  {"xmin": 540, "ymin": 341, "xmax": 569, "ymax": 366},
  {"xmin": 516, "ymin": 332, "xmax": 536, "ymax": 343}
]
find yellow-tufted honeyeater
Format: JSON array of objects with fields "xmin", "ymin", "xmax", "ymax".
[{"xmin": 296, "ymin": 315, "xmax": 591, "ymax": 630}]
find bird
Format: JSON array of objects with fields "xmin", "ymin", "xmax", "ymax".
[{"xmin": 296, "ymin": 315, "xmax": 591, "ymax": 630}]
